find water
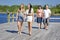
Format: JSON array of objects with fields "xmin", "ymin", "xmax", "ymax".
[
  {"xmin": 0, "ymin": 13, "xmax": 60, "ymax": 24},
  {"xmin": 0, "ymin": 13, "xmax": 16, "ymax": 24}
]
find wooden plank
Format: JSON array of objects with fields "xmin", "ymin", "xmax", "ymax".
[{"xmin": 0, "ymin": 22, "xmax": 60, "ymax": 40}]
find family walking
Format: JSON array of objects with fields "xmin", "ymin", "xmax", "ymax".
[{"xmin": 16, "ymin": 3, "xmax": 51, "ymax": 36}]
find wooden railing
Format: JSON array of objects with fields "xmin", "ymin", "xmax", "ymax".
[
  {"xmin": 0, "ymin": 12, "xmax": 60, "ymax": 23},
  {"xmin": 7, "ymin": 12, "xmax": 17, "ymax": 23}
]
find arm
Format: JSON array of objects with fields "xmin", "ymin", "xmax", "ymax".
[
  {"xmin": 48, "ymin": 9, "xmax": 51, "ymax": 20},
  {"xmin": 49, "ymin": 11, "xmax": 51, "ymax": 17},
  {"xmin": 42, "ymin": 10, "xmax": 44, "ymax": 18},
  {"xmin": 23, "ymin": 9, "xmax": 27, "ymax": 20},
  {"xmin": 32, "ymin": 10, "xmax": 34, "ymax": 22},
  {"xmin": 36, "ymin": 9, "xmax": 38, "ymax": 17},
  {"xmin": 49, "ymin": 9, "xmax": 51, "ymax": 18}
]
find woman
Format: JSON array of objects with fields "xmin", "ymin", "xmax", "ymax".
[
  {"xmin": 43, "ymin": 5, "xmax": 51, "ymax": 30},
  {"xmin": 36, "ymin": 5, "xmax": 44, "ymax": 29},
  {"xmin": 16, "ymin": 4, "xmax": 25, "ymax": 34},
  {"xmin": 26, "ymin": 4, "xmax": 34, "ymax": 35}
]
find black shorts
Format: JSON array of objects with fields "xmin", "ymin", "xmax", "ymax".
[{"xmin": 43, "ymin": 18, "xmax": 49, "ymax": 25}]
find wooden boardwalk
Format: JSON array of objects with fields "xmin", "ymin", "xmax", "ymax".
[{"xmin": 0, "ymin": 22, "xmax": 60, "ymax": 40}]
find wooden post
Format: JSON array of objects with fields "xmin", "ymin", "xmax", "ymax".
[
  {"xmin": 12, "ymin": 12, "xmax": 14, "ymax": 23},
  {"xmin": 7, "ymin": 12, "xmax": 10, "ymax": 23}
]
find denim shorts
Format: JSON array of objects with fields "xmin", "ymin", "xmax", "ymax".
[
  {"xmin": 18, "ymin": 16, "xmax": 24, "ymax": 22},
  {"xmin": 37, "ymin": 17, "xmax": 42, "ymax": 23}
]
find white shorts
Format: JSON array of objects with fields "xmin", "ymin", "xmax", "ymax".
[{"xmin": 27, "ymin": 16, "xmax": 32, "ymax": 22}]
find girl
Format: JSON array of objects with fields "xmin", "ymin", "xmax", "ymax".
[
  {"xmin": 26, "ymin": 4, "xmax": 34, "ymax": 36},
  {"xmin": 16, "ymin": 4, "xmax": 25, "ymax": 34},
  {"xmin": 43, "ymin": 5, "xmax": 51, "ymax": 30}
]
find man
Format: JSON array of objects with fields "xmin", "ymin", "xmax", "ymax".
[{"xmin": 43, "ymin": 5, "xmax": 51, "ymax": 30}]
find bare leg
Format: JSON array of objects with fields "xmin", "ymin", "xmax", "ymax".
[
  {"xmin": 17, "ymin": 21, "xmax": 23, "ymax": 34},
  {"xmin": 20, "ymin": 22, "xmax": 23, "ymax": 33},
  {"xmin": 45, "ymin": 19, "xmax": 49, "ymax": 30},
  {"xmin": 28, "ymin": 22, "xmax": 32, "ymax": 36},
  {"xmin": 38, "ymin": 23, "xmax": 41, "ymax": 29},
  {"xmin": 17, "ymin": 21, "xmax": 21, "ymax": 33},
  {"xmin": 40, "ymin": 23, "xmax": 42, "ymax": 29},
  {"xmin": 30, "ymin": 22, "xmax": 32, "ymax": 35},
  {"xmin": 44, "ymin": 23, "xmax": 48, "ymax": 30}
]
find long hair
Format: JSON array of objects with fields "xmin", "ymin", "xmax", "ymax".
[
  {"xmin": 19, "ymin": 3, "xmax": 24, "ymax": 10},
  {"xmin": 28, "ymin": 4, "xmax": 32, "ymax": 13},
  {"xmin": 19, "ymin": 7, "xmax": 21, "ymax": 10}
]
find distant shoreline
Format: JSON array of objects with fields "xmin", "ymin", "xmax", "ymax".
[{"xmin": 0, "ymin": 12, "xmax": 17, "ymax": 14}]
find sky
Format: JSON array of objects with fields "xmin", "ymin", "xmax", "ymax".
[{"xmin": 0, "ymin": 0, "xmax": 60, "ymax": 6}]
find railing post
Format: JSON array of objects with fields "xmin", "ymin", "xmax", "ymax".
[
  {"xmin": 7, "ymin": 12, "xmax": 10, "ymax": 23},
  {"xmin": 12, "ymin": 12, "xmax": 14, "ymax": 23}
]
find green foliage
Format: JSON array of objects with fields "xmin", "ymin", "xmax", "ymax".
[
  {"xmin": 33, "ymin": 5, "xmax": 38, "ymax": 13},
  {"xmin": 0, "ymin": 4, "xmax": 60, "ymax": 15},
  {"xmin": 50, "ymin": 4, "xmax": 60, "ymax": 14},
  {"xmin": 0, "ymin": 5, "xmax": 19, "ymax": 12}
]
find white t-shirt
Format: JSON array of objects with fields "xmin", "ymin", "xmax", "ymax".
[
  {"xmin": 44, "ymin": 9, "xmax": 51, "ymax": 18},
  {"xmin": 26, "ymin": 8, "xmax": 34, "ymax": 22}
]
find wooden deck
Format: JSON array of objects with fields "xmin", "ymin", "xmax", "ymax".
[{"xmin": 0, "ymin": 22, "xmax": 60, "ymax": 40}]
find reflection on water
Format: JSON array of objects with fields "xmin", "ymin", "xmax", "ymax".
[{"xmin": 0, "ymin": 13, "xmax": 60, "ymax": 24}]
